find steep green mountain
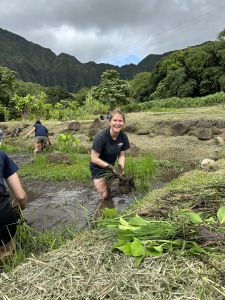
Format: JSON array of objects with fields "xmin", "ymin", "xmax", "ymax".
[{"xmin": 0, "ymin": 28, "xmax": 166, "ymax": 92}]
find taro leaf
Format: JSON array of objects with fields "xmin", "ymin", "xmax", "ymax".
[
  {"xmin": 131, "ymin": 238, "xmax": 145, "ymax": 257},
  {"xmin": 120, "ymin": 217, "xmax": 129, "ymax": 226},
  {"xmin": 103, "ymin": 208, "xmax": 116, "ymax": 218},
  {"xmin": 153, "ymin": 245, "xmax": 163, "ymax": 253},
  {"xmin": 146, "ymin": 244, "xmax": 163, "ymax": 256},
  {"xmin": 217, "ymin": 206, "xmax": 225, "ymax": 224},
  {"xmin": 186, "ymin": 211, "xmax": 202, "ymax": 224},
  {"xmin": 115, "ymin": 242, "xmax": 132, "ymax": 256},
  {"xmin": 119, "ymin": 217, "xmax": 140, "ymax": 231},
  {"xmin": 135, "ymin": 256, "xmax": 144, "ymax": 267},
  {"xmin": 118, "ymin": 225, "xmax": 138, "ymax": 231},
  {"xmin": 57, "ymin": 133, "xmax": 67, "ymax": 142},
  {"xmin": 128, "ymin": 215, "xmax": 150, "ymax": 226},
  {"xmin": 113, "ymin": 239, "xmax": 130, "ymax": 248},
  {"xmin": 146, "ymin": 247, "xmax": 163, "ymax": 257},
  {"xmin": 107, "ymin": 225, "xmax": 119, "ymax": 230}
]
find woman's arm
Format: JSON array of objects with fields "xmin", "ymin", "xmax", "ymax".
[
  {"xmin": 26, "ymin": 127, "xmax": 35, "ymax": 138},
  {"xmin": 6, "ymin": 173, "xmax": 27, "ymax": 210},
  {"xmin": 91, "ymin": 149, "xmax": 109, "ymax": 168},
  {"xmin": 118, "ymin": 151, "xmax": 126, "ymax": 174}
]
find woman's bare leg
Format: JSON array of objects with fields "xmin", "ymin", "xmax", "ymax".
[
  {"xmin": 93, "ymin": 178, "xmax": 109, "ymax": 201},
  {"xmin": 0, "ymin": 238, "xmax": 15, "ymax": 261}
]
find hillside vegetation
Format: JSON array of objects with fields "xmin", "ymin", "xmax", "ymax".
[{"xmin": 0, "ymin": 28, "xmax": 163, "ymax": 92}]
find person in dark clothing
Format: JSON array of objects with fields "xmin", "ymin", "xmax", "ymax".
[
  {"xmin": 0, "ymin": 151, "xmax": 27, "ymax": 260},
  {"xmin": 26, "ymin": 120, "xmax": 51, "ymax": 153},
  {"xmin": 0, "ymin": 127, "xmax": 4, "ymax": 145},
  {"xmin": 90, "ymin": 109, "xmax": 130, "ymax": 202}
]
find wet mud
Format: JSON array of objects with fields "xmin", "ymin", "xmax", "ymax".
[
  {"xmin": 22, "ymin": 178, "xmax": 135, "ymax": 231},
  {"xmin": 9, "ymin": 153, "xmax": 184, "ymax": 232}
]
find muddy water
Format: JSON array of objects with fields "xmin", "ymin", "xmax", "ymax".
[
  {"xmin": 9, "ymin": 154, "xmax": 182, "ymax": 232},
  {"xmin": 22, "ymin": 179, "xmax": 135, "ymax": 231},
  {"xmin": 9, "ymin": 154, "xmax": 138, "ymax": 232}
]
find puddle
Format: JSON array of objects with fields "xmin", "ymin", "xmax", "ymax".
[
  {"xmin": 21, "ymin": 179, "xmax": 135, "ymax": 232},
  {"xmin": 8, "ymin": 153, "xmax": 186, "ymax": 232}
]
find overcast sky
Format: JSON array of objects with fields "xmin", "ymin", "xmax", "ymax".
[{"xmin": 0, "ymin": 0, "xmax": 225, "ymax": 66}]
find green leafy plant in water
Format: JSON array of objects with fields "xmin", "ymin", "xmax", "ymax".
[
  {"xmin": 56, "ymin": 132, "xmax": 80, "ymax": 153},
  {"xmin": 105, "ymin": 207, "xmax": 225, "ymax": 266}
]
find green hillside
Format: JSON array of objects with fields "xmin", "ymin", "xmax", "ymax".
[{"xmin": 0, "ymin": 28, "xmax": 164, "ymax": 92}]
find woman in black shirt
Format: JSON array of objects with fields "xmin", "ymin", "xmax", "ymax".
[{"xmin": 90, "ymin": 109, "xmax": 130, "ymax": 202}]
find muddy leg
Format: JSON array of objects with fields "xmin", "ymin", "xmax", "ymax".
[
  {"xmin": 92, "ymin": 178, "xmax": 114, "ymax": 218},
  {"xmin": 34, "ymin": 142, "xmax": 42, "ymax": 153},
  {"xmin": 0, "ymin": 238, "xmax": 15, "ymax": 263},
  {"xmin": 93, "ymin": 178, "xmax": 109, "ymax": 202}
]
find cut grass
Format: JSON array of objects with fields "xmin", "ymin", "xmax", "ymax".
[{"xmin": 0, "ymin": 230, "xmax": 224, "ymax": 300}]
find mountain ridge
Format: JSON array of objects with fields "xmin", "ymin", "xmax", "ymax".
[{"xmin": 0, "ymin": 27, "xmax": 174, "ymax": 91}]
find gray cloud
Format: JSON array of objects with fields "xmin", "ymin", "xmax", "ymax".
[{"xmin": 0, "ymin": 0, "xmax": 225, "ymax": 65}]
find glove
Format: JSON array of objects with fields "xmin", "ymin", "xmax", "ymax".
[
  {"xmin": 106, "ymin": 164, "xmax": 115, "ymax": 171},
  {"xmin": 106, "ymin": 164, "xmax": 123, "ymax": 177},
  {"xmin": 118, "ymin": 165, "xmax": 124, "ymax": 175}
]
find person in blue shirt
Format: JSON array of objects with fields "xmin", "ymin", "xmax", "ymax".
[
  {"xmin": 0, "ymin": 151, "xmax": 27, "ymax": 260},
  {"xmin": 90, "ymin": 109, "xmax": 130, "ymax": 202},
  {"xmin": 26, "ymin": 120, "xmax": 51, "ymax": 153}
]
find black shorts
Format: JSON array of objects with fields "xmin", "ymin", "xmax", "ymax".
[
  {"xmin": 0, "ymin": 223, "xmax": 17, "ymax": 246},
  {"xmin": 0, "ymin": 197, "xmax": 19, "ymax": 246},
  {"xmin": 90, "ymin": 167, "xmax": 113, "ymax": 180}
]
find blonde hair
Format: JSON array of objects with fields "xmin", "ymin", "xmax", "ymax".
[{"xmin": 109, "ymin": 109, "xmax": 125, "ymax": 122}]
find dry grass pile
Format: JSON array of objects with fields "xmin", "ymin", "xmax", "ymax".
[{"xmin": 0, "ymin": 229, "xmax": 225, "ymax": 300}]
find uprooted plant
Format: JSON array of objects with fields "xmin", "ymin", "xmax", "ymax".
[{"xmin": 101, "ymin": 206, "xmax": 225, "ymax": 266}]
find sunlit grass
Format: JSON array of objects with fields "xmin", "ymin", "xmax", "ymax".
[
  {"xmin": 125, "ymin": 154, "xmax": 156, "ymax": 190},
  {"xmin": 0, "ymin": 142, "xmax": 26, "ymax": 153},
  {"xmin": 19, "ymin": 153, "xmax": 91, "ymax": 181}
]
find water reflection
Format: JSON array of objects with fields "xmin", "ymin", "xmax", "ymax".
[{"xmin": 21, "ymin": 178, "xmax": 133, "ymax": 232}]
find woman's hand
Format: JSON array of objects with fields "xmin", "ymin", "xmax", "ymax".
[
  {"xmin": 106, "ymin": 164, "xmax": 124, "ymax": 177},
  {"xmin": 118, "ymin": 165, "xmax": 125, "ymax": 175}
]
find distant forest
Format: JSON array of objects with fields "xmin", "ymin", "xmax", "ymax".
[
  {"xmin": 0, "ymin": 27, "xmax": 168, "ymax": 92},
  {"xmin": 1, "ymin": 28, "xmax": 225, "ymax": 121}
]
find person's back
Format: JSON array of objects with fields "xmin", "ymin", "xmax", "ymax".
[
  {"xmin": 34, "ymin": 123, "xmax": 48, "ymax": 137},
  {"xmin": 27, "ymin": 120, "xmax": 51, "ymax": 153},
  {"xmin": 0, "ymin": 151, "xmax": 27, "ymax": 259}
]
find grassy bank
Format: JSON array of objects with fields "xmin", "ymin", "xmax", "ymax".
[
  {"xmin": 1, "ymin": 159, "xmax": 225, "ymax": 299},
  {"xmin": 19, "ymin": 152, "xmax": 156, "ymax": 190}
]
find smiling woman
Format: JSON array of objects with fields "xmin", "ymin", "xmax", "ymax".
[{"xmin": 90, "ymin": 109, "xmax": 130, "ymax": 202}]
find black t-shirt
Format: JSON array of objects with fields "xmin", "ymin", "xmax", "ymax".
[
  {"xmin": 0, "ymin": 151, "xmax": 18, "ymax": 192},
  {"xmin": 0, "ymin": 151, "xmax": 19, "ymax": 226},
  {"xmin": 90, "ymin": 127, "xmax": 130, "ymax": 169}
]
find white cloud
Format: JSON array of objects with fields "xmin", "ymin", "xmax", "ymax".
[{"xmin": 0, "ymin": 0, "xmax": 224, "ymax": 65}]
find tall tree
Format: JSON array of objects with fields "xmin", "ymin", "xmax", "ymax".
[
  {"xmin": 90, "ymin": 70, "xmax": 131, "ymax": 108},
  {"xmin": 0, "ymin": 66, "xmax": 16, "ymax": 106},
  {"xmin": 131, "ymin": 72, "xmax": 156, "ymax": 102}
]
